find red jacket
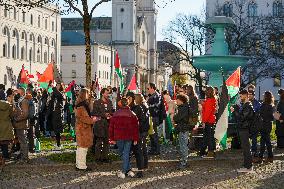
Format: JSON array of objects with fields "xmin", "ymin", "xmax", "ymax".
[
  {"xmin": 109, "ymin": 107, "xmax": 139, "ymax": 142},
  {"xmin": 202, "ymin": 97, "xmax": 217, "ymax": 124}
]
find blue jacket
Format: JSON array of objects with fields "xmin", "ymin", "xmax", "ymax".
[{"xmin": 252, "ymin": 99, "xmax": 261, "ymax": 113}]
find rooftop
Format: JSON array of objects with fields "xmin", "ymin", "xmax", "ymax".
[{"xmin": 61, "ymin": 17, "xmax": 112, "ymax": 31}]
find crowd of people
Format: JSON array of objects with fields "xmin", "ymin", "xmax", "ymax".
[{"xmin": 0, "ymin": 81, "xmax": 284, "ymax": 178}]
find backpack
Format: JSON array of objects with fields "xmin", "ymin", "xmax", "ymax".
[
  {"xmin": 139, "ymin": 105, "xmax": 150, "ymax": 133},
  {"xmin": 28, "ymin": 99, "xmax": 37, "ymax": 119}
]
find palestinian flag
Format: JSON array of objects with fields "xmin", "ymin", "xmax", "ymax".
[
  {"xmin": 17, "ymin": 65, "xmax": 30, "ymax": 88},
  {"xmin": 128, "ymin": 74, "xmax": 138, "ymax": 92},
  {"xmin": 214, "ymin": 67, "xmax": 241, "ymax": 149},
  {"xmin": 65, "ymin": 80, "xmax": 75, "ymax": 99},
  {"xmin": 115, "ymin": 51, "xmax": 125, "ymax": 92},
  {"xmin": 38, "ymin": 63, "xmax": 54, "ymax": 89}
]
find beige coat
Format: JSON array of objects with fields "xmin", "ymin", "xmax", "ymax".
[{"xmin": 13, "ymin": 98, "xmax": 29, "ymax": 130}]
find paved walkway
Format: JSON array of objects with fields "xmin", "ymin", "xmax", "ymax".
[{"xmin": 1, "ymin": 146, "xmax": 284, "ymax": 189}]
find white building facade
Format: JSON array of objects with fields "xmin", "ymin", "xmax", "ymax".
[
  {"xmin": 206, "ymin": 0, "xmax": 284, "ymax": 100},
  {"xmin": 0, "ymin": 4, "xmax": 61, "ymax": 88},
  {"xmin": 61, "ymin": 32, "xmax": 114, "ymax": 88}
]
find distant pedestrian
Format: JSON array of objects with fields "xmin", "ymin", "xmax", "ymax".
[{"xmin": 109, "ymin": 98, "xmax": 139, "ymax": 179}]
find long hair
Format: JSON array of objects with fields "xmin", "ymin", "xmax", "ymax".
[
  {"xmin": 75, "ymin": 88, "xmax": 90, "ymax": 107},
  {"xmin": 135, "ymin": 93, "xmax": 146, "ymax": 105},
  {"xmin": 187, "ymin": 85, "xmax": 197, "ymax": 99},
  {"xmin": 263, "ymin": 91, "xmax": 274, "ymax": 105},
  {"xmin": 205, "ymin": 86, "xmax": 215, "ymax": 99}
]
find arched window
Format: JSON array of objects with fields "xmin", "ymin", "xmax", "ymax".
[
  {"xmin": 38, "ymin": 15, "xmax": 41, "ymax": 27},
  {"xmin": 12, "ymin": 30, "xmax": 17, "ymax": 38},
  {"xmin": 37, "ymin": 49, "xmax": 40, "ymax": 62},
  {"xmin": 3, "ymin": 43, "xmax": 7, "ymax": 57},
  {"xmin": 248, "ymin": 2, "xmax": 257, "ymax": 17},
  {"xmin": 4, "ymin": 75, "xmax": 7, "ymax": 85},
  {"xmin": 13, "ymin": 7, "xmax": 17, "ymax": 20},
  {"xmin": 44, "ymin": 37, "xmax": 48, "ymax": 45},
  {"xmin": 21, "ymin": 31, "xmax": 26, "ymax": 40},
  {"xmin": 44, "ymin": 51, "xmax": 47, "ymax": 63},
  {"xmin": 12, "ymin": 45, "xmax": 16, "ymax": 59},
  {"xmin": 51, "ymin": 39, "xmax": 55, "ymax": 47},
  {"xmin": 45, "ymin": 19, "xmax": 48, "ymax": 30},
  {"xmin": 3, "ymin": 27, "xmax": 9, "ymax": 36},
  {"xmin": 223, "ymin": 3, "xmax": 233, "ymax": 17},
  {"xmin": 38, "ymin": 36, "xmax": 42, "ymax": 43},
  {"xmin": 21, "ymin": 47, "xmax": 25, "ymax": 60},
  {"xmin": 30, "ymin": 34, "xmax": 34, "ymax": 42},
  {"xmin": 22, "ymin": 11, "xmax": 26, "ymax": 22},
  {"xmin": 273, "ymin": 1, "xmax": 282, "ymax": 17},
  {"xmin": 72, "ymin": 54, "xmax": 76, "ymax": 62},
  {"xmin": 30, "ymin": 14, "xmax": 33, "ymax": 25},
  {"xmin": 4, "ymin": 8, "xmax": 8, "ymax": 17}
]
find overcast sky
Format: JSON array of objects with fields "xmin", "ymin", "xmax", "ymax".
[{"xmin": 62, "ymin": 0, "xmax": 205, "ymax": 40}]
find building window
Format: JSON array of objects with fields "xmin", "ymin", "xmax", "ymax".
[
  {"xmin": 52, "ymin": 21, "xmax": 54, "ymax": 31},
  {"xmin": 99, "ymin": 71, "xmax": 101, "ymax": 78},
  {"xmin": 4, "ymin": 75, "xmax": 7, "ymax": 85},
  {"xmin": 30, "ymin": 34, "xmax": 34, "ymax": 42},
  {"xmin": 30, "ymin": 14, "xmax": 33, "ymax": 25},
  {"xmin": 44, "ymin": 52, "xmax": 47, "ymax": 63},
  {"xmin": 12, "ymin": 30, "xmax": 16, "ymax": 38},
  {"xmin": 106, "ymin": 57, "xmax": 109, "ymax": 64},
  {"xmin": 38, "ymin": 15, "xmax": 41, "ymax": 27},
  {"xmin": 248, "ymin": 2, "xmax": 257, "ymax": 17},
  {"xmin": 72, "ymin": 70, "xmax": 76, "ymax": 78},
  {"xmin": 106, "ymin": 72, "xmax": 108, "ymax": 79},
  {"xmin": 13, "ymin": 7, "xmax": 17, "ymax": 20},
  {"xmin": 22, "ymin": 12, "xmax": 26, "ymax": 22},
  {"xmin": 120, "ymin": 8, "xmax": 124, "ymax": 12},
  {"xmin": 44, "ymin": 38, "xmax": 48, "ymax": 45},
  {"xmin": 3, "ymin": 43, "xmax": 7, "ymax": 57},
  {"xmin": 274, "ymin": 73, "xmax": 281, "ymax": 87},
  {"xmin": 99, "ymin": 55, "xmax": 101, "ymax": 63},
  {"xmin": 223, "ymin": 3, "xmax": 233, "ymax": 17},
  {"xmin": 273, "ymin": 1, "xmax": 282, "ymax": 17},
  {"xmin": 45, "ymin": 19, "xmax": 47, "ymax": 29},
  {"xmin": 3, "ymin": 27, "xmax": 8, "ymax": 36},
  {"xmin": 21, "ymin": 47, "xmax": 25, "ymax": 60},
  {"xmin": 38, "ymin": 36, "xmax": 42, "ymax": 43},
  {"xmin": 12, "ymin": 45, "xmax": 16, "ymax": 59},
  {"xmin": 51, "ymin": 39, "xmax": 55, "ymax": 47},
  {"xmin": 21, "ymin": 32, "xmax": 26, "ymax": 40},
  {"xmin": 4, "ymin": 8, "xmax": 8, "ymax": 17},
  {"xmin": 72, "ymin": 54, "xmax": 76, "ymax": 62},
  {"xmin": 121, "ymin": 22, "xmax": 123, "ymax": 29},
  {"xmin": 37, "ymin": 49, "xmax": 40, "ymax": 62}
]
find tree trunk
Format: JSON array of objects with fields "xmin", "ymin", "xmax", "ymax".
[{"xmin": 84, "ymin": 15, "xmax": 92, "ymax": 87}]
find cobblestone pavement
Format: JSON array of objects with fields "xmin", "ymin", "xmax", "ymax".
[{"xmin": 0, "ymin": 146, "xmax": 284, "ymax": 189}]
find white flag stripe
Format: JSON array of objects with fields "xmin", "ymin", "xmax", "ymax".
[{"xmin": 214, "ymin": 104, "xmax": 228, "ymax": 141}]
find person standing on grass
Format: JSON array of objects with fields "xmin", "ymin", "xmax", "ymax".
[
  {"xmin": 200, "ymin": 86, "xmax": 217, "ymax": 159},
  {"xmin": 232, "ymin": 89, "xmax": 255, "ymax": 173},
  {"xmin": 75, "ymin": 88, "xmax": 99, "ymax": 171},
  {"xmin": 173, "ymin": 94, "xmax": 190, "ymax": 169},
  {"xmin": 255, "ymin": 91, "xmax": 275, "ymax": 163},
  {"xmin": 109, "ymin": 98, "xmax": 139, "ymax": 179}
]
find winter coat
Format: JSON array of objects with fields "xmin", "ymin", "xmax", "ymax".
[
  {"xmin": 259, "ymin": 103, "xmax": 274, "ymax": 133},
  {"xmin": 92, "ymin": 98, "xmax": 113, "ymax": 138},
  {"xmin": 237, "ymin": 101, "xmax": 255, "ymax": 130},
  {"xmin": 47, "ymin": 90, "xmax": 64, "ymax": 133},
  {"xmin": 109, "ymin": 107, "xmax": 139, "ymax": 142},
  {"xmin": 202, "ymin": 97, "xmax": 217, "ymax": 124},
  {"xmin": 173, "ymin": 103, "xmax": 190, "ymax": 133},
  {"xmin": 75, "ymin": 104, "xmax": 94, "ymax": 148},
  {"xmin": 148, "ymin": 92, "xmax": 166, "ymax": 124},
  {"xmin": 13, "ymin": 97, "xmax": 29, "ymax": 130},
  {"xmin": 0, "ymin": 100, "xmax": 14, "ymax": 141},
  {"xmin": 132, "ymin": 104, "xmax": 150, "ymax": 134},
  {"xmin": 276, "ymin": 101, "xmax": 284, "ymax": 137}
]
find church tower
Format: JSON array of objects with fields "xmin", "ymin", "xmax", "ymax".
[{"xmin": 112, "ymin": 0, "xmax": 138, "ymax": 85}]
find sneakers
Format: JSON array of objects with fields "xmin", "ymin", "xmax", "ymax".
[
  {"xmin": 237, "ymin": 167, "xmax": 254, "ymax": 173},
  {"xmin": 117, "ymin": 171, "xmax": 126, "ymax": 179},
  {"xmin": 127, "ymin": 170, "xmax": 135, "ymax": 178}
]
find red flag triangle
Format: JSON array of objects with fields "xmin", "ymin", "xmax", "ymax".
[
  {"xmin": 226, "ymin": 67, "xmax": 241, "ymax": 88},
  {"xmin": 128, "ymin": 74, "xmax": 137, "ymax": 91},
  {"xmin": 38, "ymin": 63, "xmax": 54, "ymax": 83}
]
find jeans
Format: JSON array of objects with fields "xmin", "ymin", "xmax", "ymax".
[
  {"xmin": 259, "ymin": 131, "xmax": 273, "ymax": 158},
  {"xmin": 250, "ymin": 133, "xmax": 258, "ymax": 156},
  {"xmin": 178, "ymin": 131, "xmax": 189, "ymax": 166},
  {"xmin": 117, "ymin": 140, "xmax": 132, "ymax": 174},
  {"xmin": 239, "ymin": 129, "xmax": 252, "ymax": 169},
  {"xmin": 15, "ymin": 129, "xmax": 29, "ymax": 160},
  {"xmin": 133, "ymin": 132, "xmax": 148, "ymax": 170},
  {"xmin": 149, "ymin": 117, "xmax": 160, "ymax": 154},
  {"xmin": 201, "ymin": 124, "xmax": 215, "ymax": 153}
]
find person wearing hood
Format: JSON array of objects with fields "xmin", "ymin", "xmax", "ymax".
[
  {"xmin": 0, "ymin": 89, "xmax": 14, "ymax": 164},
  {"xmin": 200, "ymin": 86, "xmax": 217, "ymax": 159},
  {"xmin": 173, "ymin": 94, "xmax": 190, "ymax": 169}
]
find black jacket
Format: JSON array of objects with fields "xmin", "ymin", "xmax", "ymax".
[
  {"xmin": 236, "ymin": 101, "xmax": 254, "ymax": 130},
  {"xmin": 132, "ymin": 104, "xmax": 150, "ymax": 134},
  {"xmin": 259, "ymin": 103, "xmax": 274, "ymax": 133},
  {"xmin": 173, "ymin": 103, "xmax": 190, "ymax": 133},
  {"xmin": 276, "ymin": 101, "xmax": 284, "ymax": 137}
]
